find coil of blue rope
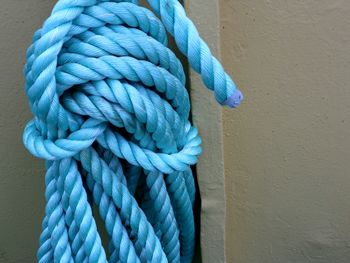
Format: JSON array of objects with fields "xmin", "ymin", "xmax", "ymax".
[{"xmin": 22, "ymin": 0, "xmax": 243, "ymax": 262}]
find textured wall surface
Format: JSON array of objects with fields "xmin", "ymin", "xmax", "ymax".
[{"xmin": 221, "ymin": 0, "xmax": 350, "ymax": 262}]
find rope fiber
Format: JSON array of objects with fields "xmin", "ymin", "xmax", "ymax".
[{"xmin": 22, "ymin": 0, "xmax": 243, "ymax": 262}]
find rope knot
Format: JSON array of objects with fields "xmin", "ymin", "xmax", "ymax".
[{"xmin": 22, "ymin": 1, "xmax": 241, "ymax": 262}]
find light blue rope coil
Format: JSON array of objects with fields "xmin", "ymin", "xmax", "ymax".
[{"xmin": 22, "ymin": 0, "xmax": 243, "ymax": 262}]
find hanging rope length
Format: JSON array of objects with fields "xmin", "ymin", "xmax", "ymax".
[{"xmin": 23, "ymin": 0, "xmax": 243, "ymax": 262}]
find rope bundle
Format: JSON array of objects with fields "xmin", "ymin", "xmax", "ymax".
[{"xmin": 23, "ymin": 0, "xmax": 243, "ymax": 262}]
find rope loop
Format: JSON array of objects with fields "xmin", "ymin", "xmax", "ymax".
[{"xmin": 23, "ymin": 1, "xmax": 242, "ymax": 262}]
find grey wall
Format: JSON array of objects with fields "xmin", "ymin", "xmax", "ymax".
[
  {"xmin": 0, "ymin": 1, "xmax": 56, "ymax": 262},
  {"xmin": 221, "ymin": 0, "xmax": 350, "ymax": 262}
]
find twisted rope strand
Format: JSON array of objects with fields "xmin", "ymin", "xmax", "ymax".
[{"xmin": 23, "ymin": 0, "xmax": 243, "ymax": 262}]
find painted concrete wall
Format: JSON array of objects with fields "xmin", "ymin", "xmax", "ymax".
[{"xmin": 220, "ymin": 0, "xmax": 350, "ymax": 262}]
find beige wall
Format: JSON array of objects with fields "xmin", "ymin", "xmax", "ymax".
[{"xmin": 221, "ymin": 0, "xmax": 350, "ymax": 262}]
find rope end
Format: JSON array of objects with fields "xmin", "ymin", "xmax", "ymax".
[{"xmin": 223, "ymin": 89, "xmax": 243, "ymax": 108}]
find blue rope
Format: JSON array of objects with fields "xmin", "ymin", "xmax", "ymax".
[{"xmin": 23, "ymin": 0, "xmax": 243, "ymax": 262}]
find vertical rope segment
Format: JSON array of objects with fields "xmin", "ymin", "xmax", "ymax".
[{"xmin": 22, "ymin": 0, "xmax": 243, "ymax": 262}]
